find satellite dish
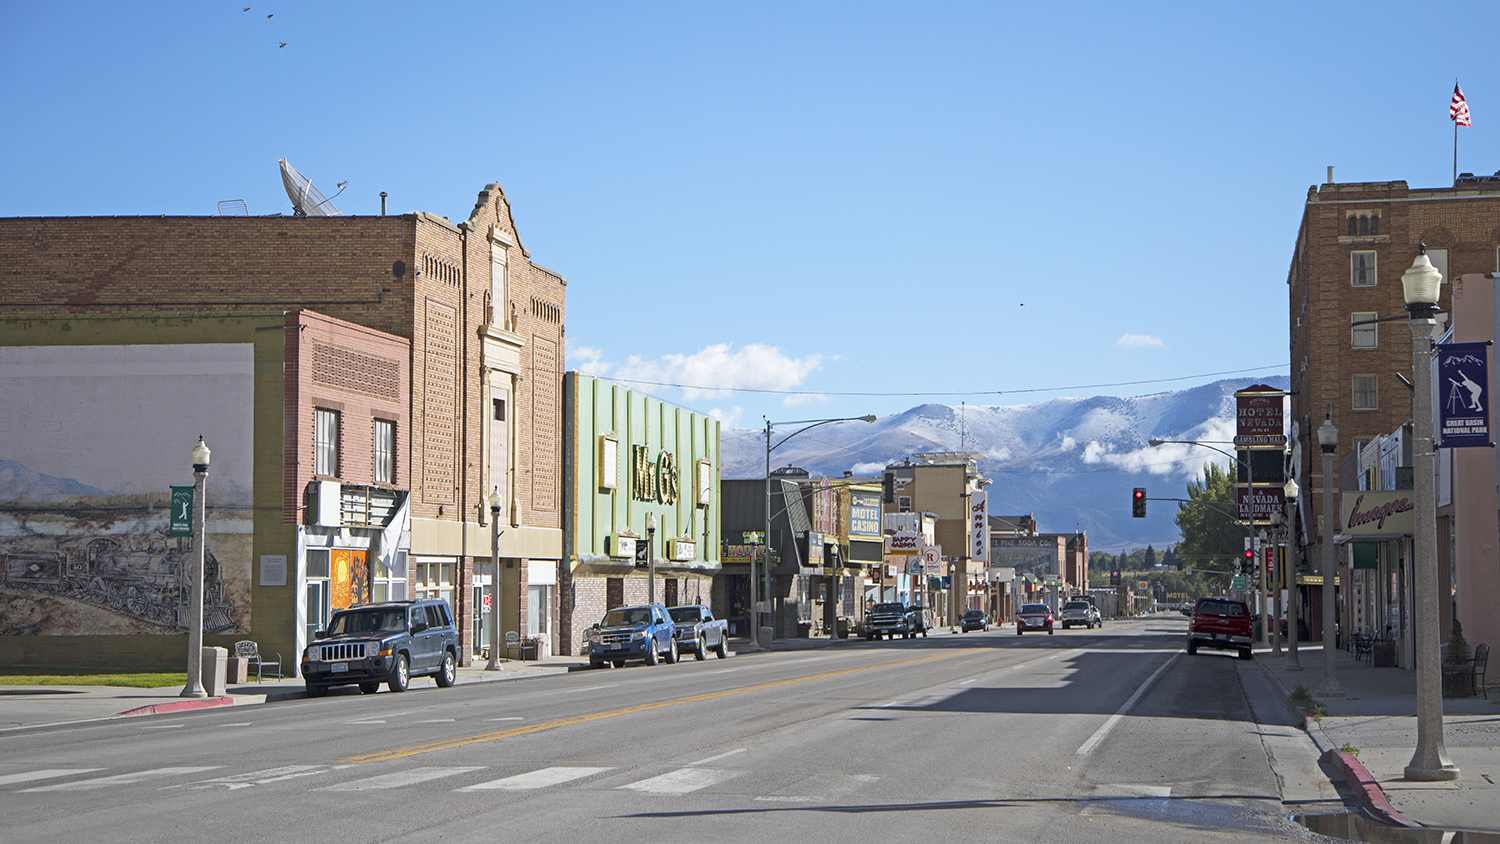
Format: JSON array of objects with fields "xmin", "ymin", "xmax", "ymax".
[{"xmin": 279, "ymin": 158, "xmax": 344, "ymax": 217}]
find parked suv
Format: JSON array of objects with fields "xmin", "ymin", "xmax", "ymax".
[
  {"xmin": 301, "ymin": 599, "xmax": 460, "ymax": 697},
  {"xmin": 587, "ymin": 604, "xmax": 678, "ymax": 667}
]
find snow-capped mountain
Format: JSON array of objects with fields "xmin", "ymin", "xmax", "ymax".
[{"xmin": 721, "ymin": 376, "xmax": 1290, "ymax": 552}]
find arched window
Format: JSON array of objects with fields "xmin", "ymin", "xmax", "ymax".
[
  {"xmin": 1370, "ymin": 215, "xmax": 1379, "ymax": 235},
  {"xmin": 1359, "ymin": 215, "xmax": 1370, "ymax": 236},
  {"xmin": 1349, "ymin": 216, "xmax": 1358, "ymax": 236}
]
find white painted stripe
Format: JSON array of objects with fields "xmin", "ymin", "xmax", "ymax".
[
  {"xmin": 320, "ymin": 767, "xmax": 485, "ymax": 791},
  {"xmin": 414, "ymin": 719, "xmax": 455, "ymax": 723},
  {"xmin": 199, "ymin": 766, "xmax": 327, "ymax": 787},
  {"xmin": 618, "ymin": 767, "xmax": 737, "ymax": 795},
  {"xmin": 686, "ymin": 748, "xmax": 745, "ymax": 766},
  {"xmin": 1076, "ymin": 654, "xmax": 1179, "ymax": 757},
  {"xmin": 754, "ymin": 795, "xmax": 814, "ymax": 802},
  {"xmin": 1094, "ymin": 784, "xmax": 1172, "ymax": 799},
  {"xmin": 0, "ymin": 769, "xmax": 104, "ymax": 787},
  {"xmin": 460, "ymin": 767, "xmax": 612, "ymax": 791},
  {"xmin": 708, "ymin": 669, "xmax": 738, "ymax": 675},
  {"xmin": 565, "ymin": 684, "xmax": 619, "ymax": 694},
  {"xmin": 138, "ymin": 724, "xmax": 184, "ymax": 729},
  {"xmin": 484, "ymin": 717, "xmax": 523, "ymax": 722},
  {"xmin": 958, "ymin": 678, "xmax": 978, "ymax": 685},
  {"xmin": 22, "ymin": 767, "xmax": 222, "ymax": 792},
  {"xmin": 220, "ymin": 723, "xmax": 253, "ymax": 727},
  {"xmin": 344, "ymin": 720, "xmax": 385, "ymax": 725}
]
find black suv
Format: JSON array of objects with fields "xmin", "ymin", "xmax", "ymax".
[{"xmin": 301, "ymin": 599, "xmax": 459, "ymax": 697}]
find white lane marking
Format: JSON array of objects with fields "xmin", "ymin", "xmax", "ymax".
[
  {"xmin": 958, "ymin": 678, "xmax": 978, "ymax": 685},
  {"xmin": 708, "ymin": 669, "xmax": 739, "ymax": 675},
  {"xmin": 0, "ymin": 769, "xmax": 103, "ymax": 787},
  {"xmin": 484, "ymin": 717, "xmax": 523, "ymax": 722},
  {"xmin": 193, "ymin": 766, "xmax": 328, "ymax": 790},
  {"xmin": 345, "ymin": 720, "xmax": 385, "ymax": 725},
  {"xmin": 220, "ymin": 723, "xmax": 253, "ymax": 727},
  {"xmin": 319, "ymin": 766, "xmax": 485, "ymax": 791},
  {"xmin": 415, "ymin": 719, "xmax": 455, "ymax": 723},
  {"xmin": 460, "ymin": 766, "xmax": 612, "ymax": 791},
  {"xmin": 1076, "ymin": 654, "xmax": 1180, "ymax": 757},
  {"xmin": 138, "ymin": 724, "xmax": 184, "ymax": 729},
  {"xmin": 687, "ymin": 748, "xmax": 745, "ymax": 767},
  {"xmin": 755, "ymin": 795, "xmax": 814, "ymax": 802},
  {"xmin": 1093, "ymin": 784, "xmax": 1172, "ymax": 799},
  {"xmin": 22, "ymin": 767, "xmax": 222, "ymax": 792},
  {"xmin": 566, "ymin": 684, "xmax": 619, "ymax": 694},
  {"xmin": 618, "ymin": 767, "xmax": 737, "ymax": 795}
]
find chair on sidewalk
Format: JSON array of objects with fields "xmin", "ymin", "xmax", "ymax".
[
  {"xmin": 233, "ymin": 640, "xmax": 281, "ymax": 682},
  {"xmin": 1472, "ymin": 644, "xmax": 1490, "ymax": 699},
  {"xmin": 1351, "ymin": 631, "xmax": 1374, "ymax": 665}
]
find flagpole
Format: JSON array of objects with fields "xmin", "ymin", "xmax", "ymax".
[{"xmin": 1454, "ymin": 119, "xmax": 1458, "ymax": 184}]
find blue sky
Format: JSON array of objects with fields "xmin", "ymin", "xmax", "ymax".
[{"xmin": 4, "ymin": 1, "xmax": 1497, "ymax": 431}]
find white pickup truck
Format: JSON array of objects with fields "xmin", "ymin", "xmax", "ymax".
[{"xmin": 666, "ymin": 605, "xmax": 729, "ymax": 660}]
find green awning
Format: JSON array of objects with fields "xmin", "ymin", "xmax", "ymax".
[{"xmin": 1352, "ymin": 542, "xmax": 1378, "ymax": 570}]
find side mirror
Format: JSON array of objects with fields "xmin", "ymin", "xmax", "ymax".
[
  {"xmin": 314, "ymin": 630, "xmax": 326, "ymax": 640},
  {"xmin": 591, "ymin": 622, "xmax": 601, "ymax": 631}
]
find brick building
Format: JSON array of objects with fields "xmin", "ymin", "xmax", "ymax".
[{"xmin": 0, "ymin": 184, "xmax": 566, "ymax": 669}]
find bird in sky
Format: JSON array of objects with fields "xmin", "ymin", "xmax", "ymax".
[{"xmin": 279, "ymin": 42, "xmax": 286, "ymax": 48}]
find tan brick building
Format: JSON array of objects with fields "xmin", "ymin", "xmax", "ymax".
[{"xmin": 0, "ymin": 184, "xmax": 566, "ymax": 669}]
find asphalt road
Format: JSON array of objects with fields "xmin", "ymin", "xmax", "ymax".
[{"xmin": 0, "ymin": 617, "xmax": 1334, "ymax": 844}]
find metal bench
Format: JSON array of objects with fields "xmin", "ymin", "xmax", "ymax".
[
  {"xmin": 233, "ymin": 640, "xmax": 282, "ymax": 682},
  {"xmin": 1472, "ymin": 643, "xmax": 1490, "ymax": 699}
]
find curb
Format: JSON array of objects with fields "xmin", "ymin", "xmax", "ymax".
[
  {"xmin": 1326, "ymin": 750, "xmax": 1421, "ymax": 828},
  {"xmin": 117, "ymin": 696, "xmax": 236, "ymax": 718}
]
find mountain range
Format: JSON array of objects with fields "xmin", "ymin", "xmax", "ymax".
[{"xmin": 720, "ymin": 376, "xmax": 1291, "ymax": 552}]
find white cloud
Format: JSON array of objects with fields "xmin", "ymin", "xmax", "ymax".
[
  {"xmin": 568, "ymin": 346, "xmax": 614, "ymax": 376},
  {"xmin": 1115, "ymin": 334, "xmax": 1166, "ymax": 349},
  {"xmin": 985, "ymin": 446, "xmax": 1011, "ymax": 462},
  {"xmin": 1058, "ymin": 435, "xmax": 1078, "ymax": 452},
  {"xmin": 781, "ymin": 391, "xmax": 829, "ymax": 408},
  {"xmin": 708, "ymin": 406, "xmax": 745, "ymax": 428},
  {"xmin": 578, "ymin": 343, "xmax": 825, "ymax": 401},
  {"xmin": 851, "ymin": 461, "xmax": 887, "ymax": 475}
]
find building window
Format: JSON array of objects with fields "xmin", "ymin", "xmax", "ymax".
[
  {"xmin": 1351, "ymin": 251, "xmax": 1376, "ymax": 287},
  {"xmin": 1353, "ymin": 375, "xmax": 1377, "ymax": 410},
  {"xmin": 314, "ymin": 408, "xmax": 340, "ymax": 477},
  {"xmin": 1427, "ymin": 248, "xmax": 1449, "ymax": 284},
  {"xmin": 1351, "ymin": 312, "xmax": 1378, "ymax": 349},
  {"xmin": 413, "ymin": 559, "xmax": 455, "ymax": 609},
  {"xmin": 1347, "ymin": 213, "xmax": 1380, "ymax": 236},
  {"xmin": 373, "ymin": 419, "xmax": 395, "ymax": 484},
  {"xmin": 898, "ymin": 496, "xmax": 911, "ymax": 513},
  {"xmin": 491, "ymin": 244, "xmax": 509, "ymax": 330}
]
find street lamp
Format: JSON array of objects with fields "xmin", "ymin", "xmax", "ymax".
[
  {"xmin": 486, "ymin": 488, "xmax": 503, "ymax": 671},
  {"xmin": 1401, "ymin": 246, "xmax": 1460, "ymax": 781},
  {"xmin": 180, "ymin": 437, "xmax": 210, "ymax": 699},
  {"xmin": 1315, "ymin": 413, "xmax": 1344, "ymax": 700},
  {"xmin": 1283, "ymin": 476, "xmax": 1302, "ymax": 672},
  {"xmin": 761, "ymin": 415, "xmax": 876, "ymax": 650},
  {"xmin": 646, "ymin": 512, "xmax": 657, "ymax": 605}
]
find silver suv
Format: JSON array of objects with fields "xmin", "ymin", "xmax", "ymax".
[
  {"xmin": 301, "ymin": 600, "xmax": 460, "ymax": 696},
  {"xmin": 1060, "ymin": 600, "xmax": 1101, "ymax": 630}
]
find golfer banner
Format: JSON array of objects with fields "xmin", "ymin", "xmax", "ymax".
[{"xmin": 1438, "ymin": 341, "xmax": 1493, "ymax": 448}]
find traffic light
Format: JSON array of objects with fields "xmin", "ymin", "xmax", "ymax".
[
  {"xmin": 883, "ymin": 471, "xmax": 895, "ymax": 504},
  {"xmin": 1243, "ymin": 546, "xmax": 1255, "ymax": 575},
  {"xmin": 1131, "ymin": 488, "xmax": 1146, "ymax": 518}
]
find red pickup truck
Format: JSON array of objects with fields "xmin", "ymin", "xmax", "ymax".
[{"xmin": 1186, "ymin": 597, "xmax": 1254, "ymax": 660}]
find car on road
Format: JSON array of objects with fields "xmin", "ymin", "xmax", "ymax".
[
  {"xmin": 1016, "ymin": 603, "xmax": 1054, "ymax": 635},
  {"xmin": 866, "ymin": 602, "xmax": 914, "ymax": 639},
  {"xmin": 301, "ymin": 599, "xmax": 460, "ymax": 697},
  {"xmin": 587, "ymin": 604, "xmax": 678, "ymax": 668},
  {"xmin": 667, "ymin": 604, "xmax": 730, "ymax": 660},
  {"xmin": 1186, "ymin": 596, "xmax": 1254, "ymax": 659},
  {"xmin": 960, "ymin": 609, "xmax": 989, "ymax": 632},
  {"xmin": 1059, "ymin": 600, "xmax": 1101, "ymax": 629}
]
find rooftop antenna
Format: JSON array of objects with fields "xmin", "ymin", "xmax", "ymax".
[{"xmin": 279, "ymin": 158, "xmax": 345, "ymax": 216}]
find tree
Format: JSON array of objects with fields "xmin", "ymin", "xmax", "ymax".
[
  {"xmin": 1173, "ymin": 463, "xmax": 1244, "ymax": 572},
  {"xmin": 1144, "ymin": 545, "xmax": 1158, "ymax": 568},
  {"xmin": 1162, "ymin": 545, "xmax": 1181, "ymax": 570}
]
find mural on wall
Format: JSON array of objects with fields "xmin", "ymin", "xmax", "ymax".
[{"xmin": 0, "ymin": 344, "xmax": 256, "ymax": 636}]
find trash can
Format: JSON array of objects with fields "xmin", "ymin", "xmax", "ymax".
[
  {"xmin": 797, "ymin": 621, "xmax": 812, "ymax": 639},
  {"xmin": 519, "ymin": 638, "xmax": 539, "ymax": 660},
  {"xmin": 200, "ymin": 646, "xmax": 228, "ymax": 697},
  {"xmin": 757, "ymin": 626, "xmax": 773, "ymax": 649},
  {"xmin": 836, "ymin": 617, "xmax": 851, "ymax": 638}
]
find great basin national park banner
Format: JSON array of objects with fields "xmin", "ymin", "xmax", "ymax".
[{"xmin": 0, "ymin": 344, "xmax": 255, "ymax": 636}]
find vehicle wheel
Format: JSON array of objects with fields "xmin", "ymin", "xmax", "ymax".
[
  {"xmin": 1186, "ymin": 639, "xmax": 1198, "ymax": 655},
  {"xmin": 1048, "ymin": 628, "xmax": 1054, "ymax": 635},
  {"xmin": 1016, "ymin": 628, "xmax": 1023, "ymax": 636},
  {"xmin": 715, "ymin": 638, "xmax": 728, "ymax": 659},
  {"xmin": 613, "ymin": 660, "xmax": 626, "ymax": 668},
  {"xmin": 306, "ymin": 683, "xmax": 328, "ymax": 698},
  {"xmin": 695, "ymin": 641, "xmax": 707, "ymax": 661},
  {"xmin": 590, "ymin": 658, "xmax": 605, "ymax": 669},
  {"xmin": 665, "ymin": 639, "xmax": 679, "ymax": 664},
  {"xmin": 1061, "ymin": 623, "xmax": 1068, "ymax": 630},
  {"xmin": 645, "ymin": 643, "xmax": 659, "ymax": 666},
  {"xmin": 1239, "ymin": 647, "xmax": 1253, "ymax": 660},
  {"xmin": 358, "ymin": 682, "xmax": 380, "ymax": 694},
  {"xmin": 435, "ymin": 651, "xmax": 456, "ymax": 687},
  {"xmin": 387, "ymin": 654, "xmax": 410, "ymax": 692}
]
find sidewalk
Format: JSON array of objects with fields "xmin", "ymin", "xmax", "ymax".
[
  {"xmin": 1253, "ymin": 643, "xmax": 1500, "ymax": 832},
  {"xmin": 0, "ymin": 653, "xmax": 588, "ymax": 733}
]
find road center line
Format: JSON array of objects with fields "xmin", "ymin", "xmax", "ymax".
[
  {"xmin": 1075, "ymin": 653, "xmax": 1180, "ymax": 757},
  {"xmin": 338, "ymin": 650, "xmax": 976, "ymax": 764}
]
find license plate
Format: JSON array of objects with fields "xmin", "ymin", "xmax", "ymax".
[
  {"xmin": 1027, "ymin": 620, "xmax": 1041, "ymax": 627},
  {"xmin": 330, "ymin": 663, "xmax": 348, "ymax": 673}
]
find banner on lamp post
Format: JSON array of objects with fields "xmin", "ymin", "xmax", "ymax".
[
  {"xmin": 970, "ymin": 490, "xmax": 988, "ymax": 562},
  {"xmin": 169, "ymin": 485, "xmax": 194, "ymax": 537},
  {"xmin": 1437, "ymin": 342, "xmax": 1492, "ymax": 448}
]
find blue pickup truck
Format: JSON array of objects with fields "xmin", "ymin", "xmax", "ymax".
[{"xmin": 587, "ymin": 604, "xmax": 678, "ymax": 668}]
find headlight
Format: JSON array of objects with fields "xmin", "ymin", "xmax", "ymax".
[
  {"xmin": 631, "ymin": 630, "xmax": 648, "ymax": 641},
  {"xmin": 588, "ymin": 631, "xmax": 601, "ymax": 643}
]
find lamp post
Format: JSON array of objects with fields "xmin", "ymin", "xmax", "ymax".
[
  {"xmin": 762, "ymin": 415, "xmax": 876, "ymax": 650},
  {"xmin": 1315, "ymin": 413, "xmax": 1344, "ymax": 700},
  {"xmin": 646, "ymin": 512, "xmax": 657, "ymax": 605},
  {"xmin": 180, "ymin": 437, "xmax": 210, "ymax": 699},
  {"xmin": 1401, "ymin": 246, "xmax": 1460, "ymax": 781},
  {"xmin": 1284, "ymin": 476, "xmax": 1303, "ymax": 672},
  {"xmin": 486, "ymin": 488, "xmax": 503, "ymax": 671}
]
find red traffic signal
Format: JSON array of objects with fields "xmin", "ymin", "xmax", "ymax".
[{"xmin": 1131, "ymin": 488, "xmax": 1146, "ymax": 518}]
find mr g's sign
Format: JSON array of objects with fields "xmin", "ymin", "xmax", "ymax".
[{"xmin": 632, "ymin": 445, "xmax": 680, "ymax": 505}]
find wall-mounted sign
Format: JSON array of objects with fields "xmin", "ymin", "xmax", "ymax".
[
  {"xmin": 696, "ymin": 459, "xmax": 713, "ymax": 507},
  {"xmin": 671, "ymin": 538, "xmax": 697, "ymax": 562},
  {"xmin": 849, "ymin": 492, "xmax": 881, "ymax": 537},
  {"xmin": 599, "ymin": 435, "xmax": 619, "ymax": 489},
  {"xmin": 609, "ymin": 534, "xmax": 637, "ymax": 560},
  {"xmin": 1341, "ymin": 491, "xmax": 1415, "ymax": 536},
  {"xmin": 885, "ymin": 530, "xmax": 919, "ymax": 555},
  {"xmin": 1438, "ymin": 342, "xmax": 1492, "ymax": 448},
  {"xmin": 970, "ymin": 490, "xmax": 988, "ymax": 562},
  {"xmin": 632, "ymin": 445, "xmax": 680, "ymax": 504},
  {"xmin": 1235, "ymin": 387, "xmax": 1285, "ymax": 445}
]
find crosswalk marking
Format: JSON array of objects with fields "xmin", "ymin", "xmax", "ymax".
[
  {"xmin": 460, "ymin": 767, "xmax": 612, "ymax": 791},
  {"xmin": 319, "ymin": 766, "xmax": 484, "ymax": 791},
  {"xmin": 617, "ymin": 767, "xmax": 736, "ymax": 795},
  {"xmin": 193, "ymin": 765, "xmax": 329, "ymax": 789},
  {"xmin": 687, "ymin": 748, "xmax": 745, "ymax": 766},
  {"xmin": 21, "ymin": 767, "xmax": 222, "ymax": 792},
  {"xmin": 0, "ymin": 769, "xmax": 103, "ymax": 787}
]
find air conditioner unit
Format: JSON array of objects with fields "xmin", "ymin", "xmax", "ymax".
[{"xmin": 309, "ymin": 480, "xmax": 341, "ymax": 527}]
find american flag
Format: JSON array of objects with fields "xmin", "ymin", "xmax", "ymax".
[{"xmin": 1452, "ymin": 83, "xmax": 1471, "ymax": 126}]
